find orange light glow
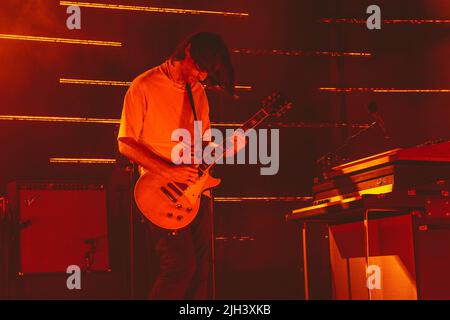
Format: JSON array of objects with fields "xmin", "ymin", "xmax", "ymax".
[
  {"xmin": 0, "ymin": 33, "xmax": 122, "ymax": 47},
  {"xmin": 235, "ymin": 85, "xmax": 253, "ymax": 91},
  {"xmin": 59, "ymin": 78, "xmax": 252, "ymax": 91},
  {"xmin": 292, "ymin": 196, "xmax": 362, "ymax": 215},
  {"xmin": 233, "ymin": 49, "xmax": 371, "ymax": 57},
  {"xmin": 320, "ymin": 87, "xmax": 450, "ymax": 93},
  {"xmin": 60, "ymin": 1, "xmax": 249, "ymax": 17},
  {"xmin": 321, "ymin": 18, "xmax": 450, "ymax": 24},
  {"xmin": 211, "ymin": 123, "xmax": 242, "ymax": 127},
  {"xmin": 0, "ymin": 115, "xmax": 119, "ymax": 124},
  {"xmin": 0, "ymin": 115, "xmax": 247, "ymax": 128},
  {"xmin": 0, "ymin": 115, "xmax": 370, "ymax": 130},
  {"xmin": 60, "ymin": 78, "xmax": 131, "ymax": 86},
  {"xmin": 49, "ymin": 158, "xmax": 116, "ymax": 164},
  {"xmin": 267, "ymin": 122, "xmax": 371, "ymax": 129},
  {"xmin": 333, "ymin": 150, "xmax": 400, "ymax": 174},
  {"xmin": 214, "ymin": 196, "xmax": 313, "ymax": 202},
  {"xmin": 384, "ymin": 19, "xmax": 450, "ymax": 24}
]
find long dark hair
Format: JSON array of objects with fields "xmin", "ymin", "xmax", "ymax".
[{"xmin": 171, "ymin": 32, "xmax": 235, "ymax": 96}]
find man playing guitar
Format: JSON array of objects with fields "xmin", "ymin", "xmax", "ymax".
[{"xmin": 118, "ymin": 32, "xmax": 235, "ymax": 300}]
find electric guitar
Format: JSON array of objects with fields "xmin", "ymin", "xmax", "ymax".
[{"xmin": 134, "ymin": 93, "xmax": 293, "ymax": 230}]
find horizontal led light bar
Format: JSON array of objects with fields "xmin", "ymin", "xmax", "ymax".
[
  {"xmin": 50, "ymin": 158, "xmax": 116, "ymax": 164},
  {"xmin": 267, "ymin": 122, "xmax": 371, "ymax": 129},
  {"xmin": 233, "ymin": 49, "xmax": 372, "ymax": 57},
  {"xmin": 214, "ymin": 196, "xmax": 313, "ymax": 202},
  {"xmin": 60, "ymin": 1, "xmax": 249, "ymax": 17},
  {"xmin": 0, "ymin": 115, "xmax": 119, "ymax": 124},
  {"xmin": 0, "ymin": 115, "xmax": 370, "ymax": 129},
  {"xmin": 60, "ymin": 78, "xmax": 131, "ymax": 86},
  {"xmin": 321, "ymin": 18, "xmax": 450, "ymax": 24},
  {"xmin": 0, "ymin": 115, "xmax": 244, "ymax": 126},
  {"xmin": 0, "ymin": 33, "xmax": 122, "ymax": 47},
  {"xmin": 213, "ymin": 122, "xmax": 371, "ymax": 129},
  {"xmin": 215, "ymin": 236, "xmax": 255, "ymax": 241},
  {"xmin": 320, "ymin": 87, "xmax": 450, "ymax": 93},
  {"xmin": 59, "ymin": 78, "xmax": 252, "ymax": 91},
  {"xmin": 209, "ymin": 123, "xmax": 241, "ymax": 127},
  {"xmin": 235, "ymin": 85, "xmax": 252, "ymax": 91}
]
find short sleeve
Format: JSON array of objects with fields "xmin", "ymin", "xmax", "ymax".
[{"xmin": 118, "ymin": 81, "xmax": 147, "ymax": 142}]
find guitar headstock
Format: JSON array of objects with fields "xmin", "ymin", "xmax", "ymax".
[{"xmin": 260, "ymin": 92, "xmax": 293, "ymax": 118}]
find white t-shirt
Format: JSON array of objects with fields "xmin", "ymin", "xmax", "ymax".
[{"xmin": 118, "ymin": 60, "xmax": 211, "ymax": 163}]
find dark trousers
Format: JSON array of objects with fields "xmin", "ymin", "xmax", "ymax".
[{"xmin": 146, "ymin": 196, "xmax": 213, "ymax": 300}]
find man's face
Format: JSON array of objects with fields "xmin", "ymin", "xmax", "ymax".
[{"xmin": 181, "ymin": 47, "xmax": 208, "ymax": 84}]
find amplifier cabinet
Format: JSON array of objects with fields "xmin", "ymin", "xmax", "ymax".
[{"xmin": 7, "ymin": 182, "xmax": 110, "ymax": 275}]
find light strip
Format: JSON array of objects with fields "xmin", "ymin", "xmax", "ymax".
[
  {"xmin": 0, "ymin": 115, "xmax": 244, "ymax": 126},
  {"xmin": 267, "ymin": 122, "xmax": 371, "ymax": 129},
  {"xmin": 211, "ymin": 123, "xmax": 242, "ymax": 127},
  {"xmin": 0, "ymin": 33, "xmax": 122, "ymax": 47},
  {"xmin": 320, "ymin": 87, "xmax": 450, "ymax": 93},
  {"xmin": 216, "ymin": 122, "xmax": 371, "ymax": 129},
  {"xmin": 233, "ymin": 49, "xmax": 372, "ymax": 57},
  {"xmin": 321, "ymin": 18, "xmax": 450, "ymax": 24},
  {"xmin": 235, "ymin": 85, "xmax": 252, "ymax": 91},
  {"xmin": 59, "ymin": 78, "xmax": 252, "ymax": 91},
  {"xmin": 0, "ymin": 115, "xmax": 119, "ymax": 124},
  {"xmin": 0, "ymin": 115, "xmax": 372, "ymax": 129},
  {"xmin": 60, "ymin": 1, "xmax": 249, "ymax": 17},
  {"xmin": 214, "ymin": 196, "xmax": 313, "ymax": 202},
  {"xmin": 60, "ymin": 78, "xmax": 131, "ymax": 87},
  {"xmin": 50, "ymin": 158, "xmax": 116, "ymax": 164}
]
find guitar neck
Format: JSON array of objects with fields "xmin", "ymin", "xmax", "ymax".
[
  {"xmin": 241, "ymin": 108, "xmax": 271, "ymax": 132},
  {"xmin": 199, "ymin": 108, "xmax": 272, "ymax": 173}
]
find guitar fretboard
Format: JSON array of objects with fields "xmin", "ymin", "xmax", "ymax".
[
  {"xmin": 242, "ymin": 108, "xmax": 270, "ymax": 132},
  {"xmin": 198, "ymin": 107, "xmax": 273, "ymax": 174}
]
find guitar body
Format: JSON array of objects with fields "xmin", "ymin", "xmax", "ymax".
[{"xmin": 134, "ymin": 166, "xmax": 221, "ymax": 230}]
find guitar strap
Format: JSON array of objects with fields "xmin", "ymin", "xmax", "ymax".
[
  {"xmin": 185, "ymin": 83, "xmax": 198, "ymax": 121},
  {"xmin": 185, "ymin": 83, "xmax": 203, "ymax": 166}
]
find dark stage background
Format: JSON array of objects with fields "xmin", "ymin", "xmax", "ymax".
[{"xmin": 0, "ymin": 0, "xmax": 449, "ymax": 299}]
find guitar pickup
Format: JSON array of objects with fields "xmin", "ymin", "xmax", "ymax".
[
  {"xmin": 167, "ymin": 183, "xmax": 183, "ymax": 197},
  {"xmin": 160, "ymin": 187, "xmax": 177, "ymax": 202}
]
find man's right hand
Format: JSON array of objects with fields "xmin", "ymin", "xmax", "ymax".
[
  {"xmin": 160, "ymin": 164, "xmax": 199, "ymax": 184},
  {"xmin": 118, "ymin": 139, "xmax": 201, "ymax": 185}
]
